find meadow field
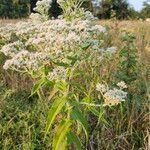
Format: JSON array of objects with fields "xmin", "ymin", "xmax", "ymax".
[{"xmin": 0, "ymin": 17, "xmax": 149, "ymax": 150}]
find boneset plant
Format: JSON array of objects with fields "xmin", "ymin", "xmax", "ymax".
[
  {"xmin": 0, "ymin": 0, "xmax": 127, "ymax": 149},
  {"xmin": 116, "ymin": 31, "xmax": 139, "ymax": 83}
]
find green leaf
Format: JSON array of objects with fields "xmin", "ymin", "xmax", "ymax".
[
  {"xmin": 71, "ymin": 107, "xmax": 89, "ymax": 141},
  {"xmin": 70, "ymin": 81, "xmax": 86, "ymax": 93},
  {"xmin": 31, "ymin": 77, "xmax": 46, "ymax": 96},
  {"xmin": 81, "ymin": 43, "xmax": 91, "ymax": 50},
  {"xmin": 52, "ymin": 119, "xmax": 72, "ymax": 150},
  {"xmin": 47, "ymin": 88, "xmax": 59, "ymax": 101},
  {"xmin": 45, "ymin": 96, "xmax": 68, "ymax": 137},
  {"xmin": 54, "ymin": 61, "xmax": 70, "ymax": 68},
  {"xmin": 89, "ymin": 107, "xmax": 108, "ymax": 125},
  {"xmin": 88, "ymin": 107, "xmax": 99, "ymax": 117},
  {"xmin": 67, "ymin": 132, "xmax": 82, "ymax": 150},
  {"xmin": 54, "ymin": 80, "xmax": 68, "ymax": 92},
  {"xmin": 67, "ymin": 55, "xmax": 77, "ymax": 61}
]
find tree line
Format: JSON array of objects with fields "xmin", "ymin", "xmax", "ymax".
[
  {"xmin": 0, "ymin": 0, "xmax": 30, "ymax": 18},
  {"xmin": 96, "ymin": 0, "xmax": 150, "ymax": 20},
  {"xmin": 0, "ymin": 0, "xmax": 149, "ymax": 19}
]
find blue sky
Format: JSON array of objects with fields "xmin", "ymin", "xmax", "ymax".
[
  {"xmin": 128, "ymin": 0, "xmax": 145, "ymax": 11},
  {"xmin": 93, "ymin": 0, "xmax": 146, "ymax": 11}
]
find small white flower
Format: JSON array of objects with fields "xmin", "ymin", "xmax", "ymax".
[
  {"xmin": 106, "ymin": 47, "xmax": 117, "ymax": 53},
  {"xmin": 65, "ymin": 32, "xmax": 81, "ymax": 43},
  {"xmin": 96, "ymin": 83, "xmax": 108, "ymax": 93},
  {"xmin": 96, "ymin": 82, "xmax": 127, "ymax": 106},
  {"xmin": 48, "ymin": 66, "xmax": 67, "ymax": 80},
  {"xmin": 117, "ymin": 81, "xmax": 127, "ymax": 89}
]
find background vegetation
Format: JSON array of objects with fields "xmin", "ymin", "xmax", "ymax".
[
  {"xmin": 0, "ymin": 0, "xmax": 30, "ymax": 18},
  {"xmin": 0, "ymin": 0, "xmax": 150, "ymax": 19}
]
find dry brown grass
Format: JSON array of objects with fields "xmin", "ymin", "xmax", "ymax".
[
  {"xmin": 0, "ymin": 19, "xmax": 27, "ymax": 25},
  {"xmin": 100, "ymin": 20, "xmax": 150, "ymax": 67}
]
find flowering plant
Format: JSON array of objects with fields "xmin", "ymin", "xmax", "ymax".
[
  {"xmin": 0, "ymin": 0, "xmax": 127, "ymax": 149},
  {"xmin": 31, "ymin": 0, "xmax": 53, "ymax": 20}
]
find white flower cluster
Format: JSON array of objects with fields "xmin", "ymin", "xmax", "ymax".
[
  {"xmin": 0, "ymin": 0, "xmax": 117, "ymax": 80},
  {"xmin": 1, "ymin": 41, "xmax": 24, "ymax": 57},
  {"xmin": 96, "ymin": 82, "xmax": 127, "ymax": 105},
  {"xmin": 117, "ymin": 81, "xmax": 127, "ymax": 89},
  {"xmin": 0, "ymin": 18, "xmax": 109, "ymax": 72},
  {"xmin": 105, "ymin": 46, "xmax": 117, "ymax": 53},
  {"xmin": 48, "ymin": 66, "xmax": 67, "ymax": 80},
  {"xmin": 3, "ymin": 50, "xmax": 50, "ymax": 71},
  {"xmin": 58, "ymin": 0, "xmax": 98, "ymax": 21},
  {"xmin": 31, "ymin": 0, "xmax": 52, "ymax": 20}
]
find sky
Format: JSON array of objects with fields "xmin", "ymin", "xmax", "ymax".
[{"xmin": 128, "ymin": 0, "xmax": 145, "ymax": 11}]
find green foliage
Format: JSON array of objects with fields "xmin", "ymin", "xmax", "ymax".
[
  {"xmin": 67, "ymin": 131, "xmax": 82, "ymax": 150},
  {"xmin": 58, "ymin": 0, "xmax": 89, "ymax": 21},
  {"xmin": 43, "ymin": 78, "xmax": 91, "ymax": 149},
  {"xmin": 140, "ymin": 0, "xmax": 150, "ymax": 19},
  {"xmin": 0, "ymin": 0, "xmax": 30, "ymax": 18},
  {"xmin": 128, "ymin": 8, "xmax": 140, "ymax": 19},
  {"xmin": 116, "ymin": 31, "xmax": 139, "ymax": 83},
  {"xmin": 0, "ymin": 85, "xmax": 51, "ymax": 149},
  {"xmin": 97, "ymin": 0, "xmax": 141, "ymax": 20},
  {"xmin": 52, "ymin": 119, "xmax": 71, "ymax": 150},
  {"xmin": 98, "ymin": 0, "xmax": 112, "ymax": 19}
]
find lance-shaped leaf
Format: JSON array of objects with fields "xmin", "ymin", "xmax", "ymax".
[
  {"xmin": 71, "ymin": 107, "xmax": 89, "ymax": 141},
  {"xmin": 52, "ymin": 119, "xmax": 72, "ymax": 150},
  {"xmin": 67, "ymin": 131, "xmax": 82, "ymax": 150},
  {"xmin": 45, "ymin": 96, "xmax": 68, "ymax": 137}
]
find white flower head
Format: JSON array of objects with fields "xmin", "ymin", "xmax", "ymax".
[
  {"xmin": 48, "ymin": 66, "xmax": 67, "ymax": 80},
  {"xmin": 103, "ymin": 88, "xmax": 127, "ymax": 105},
  {"xmin": 106, "ymin": 47, "xmax": 117, "ymax": 53},
  {"xmin": 96, "ymin": 82, "xmax": 127, "ymax": 106},
  {"xmin": 96, "ymin": 83, "xmax": 108, "ymax": 93},
  {"xmin": 117, "ymin": 81, "xmax": 127, "ymax": 89}
]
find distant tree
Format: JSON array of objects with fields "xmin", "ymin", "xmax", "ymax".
[
  {"xmin": 0, "ymin": 0, "xmax": 30, "ymax": 18},
  {"xmin": 0, "ymin": 0, "xmax": 11, "ymax": 18},
  {"xmin": 140, "ymin": 0, "xmax": 150, "ymax": 19},
  {"xmin": 112, "ymin": 0, "xmax": 130, "ymax": 19},
  {"xmin": 128, "ymin": 7, "xmax": 140, "ymax": 19},
  {"xmin": 97, "ymin": 0, "xmax": 133, "ymax": 19},
  {"xmin": 98, "ymin": 0, "xmax": 112, "ymax": 19},
  {"xmin": 82, "ymin": 0, "xmax": 93, "ymax": 11}
]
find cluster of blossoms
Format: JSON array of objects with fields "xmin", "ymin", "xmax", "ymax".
[
  {"xmin": 31, "ymin": 0, "xmax": 52, "ymax": 20},
  {"xmin": 57, "ymin": 0, "xmax": 87, "ymax": 20},
  {"xmin": 0, "ymin": 0, "xmax": 124, "ymax": 102},
  {"xmin": 0, "ymin": 12, "xmax": 113, "ymax": 77},
  {"xmin": 48, "ymin": 66, "xmax": 67, "ymax": 80},
  {"xmin": 96, "ymin": 81, "xmax": 127, "ymax": 105},
  {"xmin": 3, "ymin": 50, "xmax": 50, "ymax": 71}
]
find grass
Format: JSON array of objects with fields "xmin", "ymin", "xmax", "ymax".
[
  {"xmin": 0, "ymin": 20, "xmax": 149, "ymax": 149},
  {"xmin": 0, "ymin": 85, "xmax": 52, "ymax": 149},
  {"xmin": 100, "ymin": 20, "xmax": 149, "ymax": 150}
]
